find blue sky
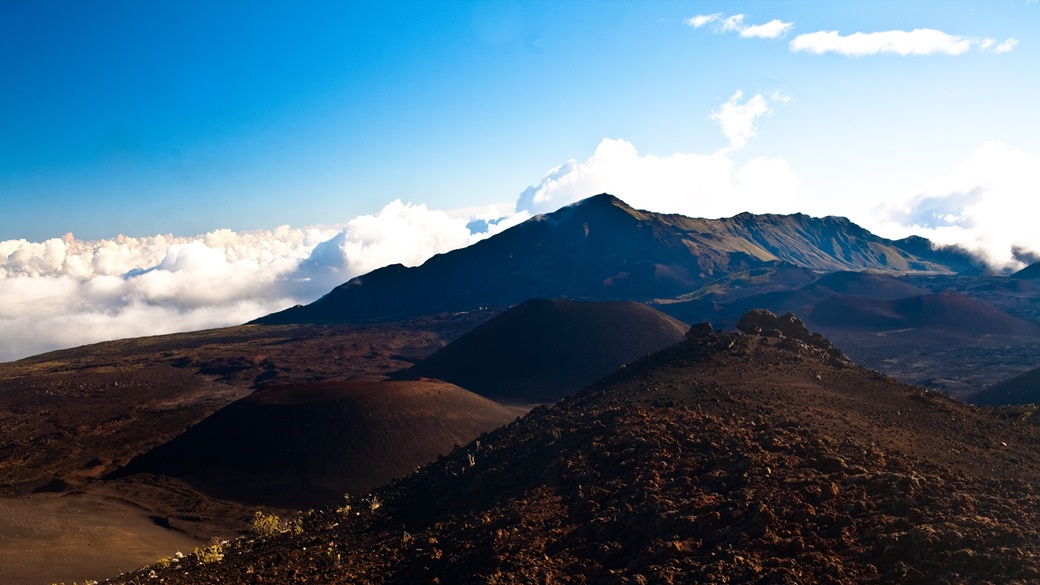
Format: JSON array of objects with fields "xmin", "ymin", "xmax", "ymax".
[
  {"xmin": 2, "ymin": 0, "xmax": 1040, "ymax": 359},
  {"xmin": 3, "ymin": 1, "xmax": 1034, "ymax": 240}
]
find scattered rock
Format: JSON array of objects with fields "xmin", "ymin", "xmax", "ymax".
[
  {"xmin": 737, "ymin": 309, "xmax": 851, "ymax": 366},
  {"xmin": 686, "ymin": 322, "xmax": 714, "ymax": 340}
]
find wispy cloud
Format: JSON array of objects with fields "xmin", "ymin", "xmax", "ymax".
[
  {"xmin": 993, "ymin": 38, "xmax": 1019, "ymax": 53},
  {"xmin": 687, "ymin": 13, "xmax": 793, "ymax": 39},
  {"xmin": 686, "ymin": 14, "xmax": 720, "ymax": 29},
  {"xmin": 790, "ymin": 28, "xmax": 1018, "ymax": 56},
  {"xmin": 739, "ymin": 18, "xmax": 795, "ymax": 39},
  {"xmin": 709, "ymin": 90, "xmax": 787, "ymax": 152}
]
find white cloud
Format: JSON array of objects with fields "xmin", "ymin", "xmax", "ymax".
[
  {"xmin": 687, "ymin": 14, "xmax": 720, "ymax": 28},
  {"xmin": 516, "ymin": 88, "xmax": 796, "ymax": 217},
  {"xmin": 688, "ymin": 13, "xmax": 793, "ymax": 39},
  {"xmin": 870, "ymin": 142, "xmax": 1040, "ymax": 271},
  {"xmin": 740, "ymin": 19, "xmax": 795, "ymax": 39},
  {"xmin": 790, "ymin": 28, "xmax": 1017, "ymax": 56},
  {"xmin": 0, "ymin": 201, "xmax": 521, "ymax": 362},
  {"xmin": 515, "ymin": 137, "xmax": 800, "ymax": 218},
  {"xmin": 709, "ymin": 90, "xmax": 782, "ymax": 151},
  {"xmin": 513, "ymin": 134, "xmax": 1040, "ymax": 276},
  {"xmin": 994, "ymin": 38, "xmax": 1019, "ymax": 53},
  {"xmin": 719, "ymin": 14, "xmax": 746, "ymax": 34},
  {"xmin": 289, "ymin": 200, "xmax": 524, "ymax": 293}
]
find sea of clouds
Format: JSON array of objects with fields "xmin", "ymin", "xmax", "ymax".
[
  {"xmin": 0, "ymin": 202, "xmax": 525, "ymax": 362},
  {"xmin": 3, "ymin": 91, "xmax": 1038, "ymax": 362}
]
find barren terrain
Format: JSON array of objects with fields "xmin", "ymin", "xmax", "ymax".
[
  {"xmin": 102, "ymin": 313, "xmax": 1040, "ymax": 584},
  {"xmin": 0, "ymin": 312, "xmax": 496, "ymax": 584}
]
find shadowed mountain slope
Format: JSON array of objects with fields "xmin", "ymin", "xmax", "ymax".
[
  {"xmin": 1011, "ymin": 261, "xmax": 1040, "ymax": 280},
  {"xmin": 809, "ymin": 270, "xmax": 930, "ymax": 300},
  {"xmin": 968, "ymin": 366, "xmax": 1040, "ymax": 406},
  {"xmin": 110, "ymin": 380, "xmax": 518, "ymax": 508},
  {"xmin": 809, "ymin": 292, "xmax": 1040, "ymax": 337},
  {"xmin": 398, "ymin": 299, "xmax": 689, "ymax": 403},
  {"xmin": 256, "ymin": 194, "xmax": 972, "ymax": 325},
  {"xmin": 680, "ymin": 272, "xmax": 1040, "ymax": 345},
  {"xmin": 110, "ymin": 312, "xmax": 1040, "ymax": 585},
  {"xmin": 650, "ymin": 263, "xmax": 820, "ymax": 323},
  {"xmin": 706, "ymin": 271, "xmax": 928, "ymax": 321}
]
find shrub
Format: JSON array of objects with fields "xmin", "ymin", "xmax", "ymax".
[
  {"xmin": 251, "ymin": 511, "xmax": 281, "ymax": 537},
  {"xmin": 194, "ymin": 541, "xmax": 224, "ymax": 564},
  {"xmin": 251, "ymin": 510, "xmax": 305, "ymax": 536},
  {"xmin": 336, "ymin": 494, "xmax": 352, "ymax": 515}
]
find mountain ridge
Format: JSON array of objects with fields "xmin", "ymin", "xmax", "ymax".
[{"xmin": 256, "ymin": 194, "xmax": 974, "ymax": 325}]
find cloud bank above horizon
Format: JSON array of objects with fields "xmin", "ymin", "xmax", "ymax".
[{"xmin": 0, "ymin": 202, "xmax": 525, "ymax": 362}]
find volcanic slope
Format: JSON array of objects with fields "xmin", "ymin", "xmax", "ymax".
[
  {"xmin": 0, "ymin": 313, "xmax": 493, "ymax": 584},
  {"xmin": 688, "ymin": 270, "xmax": 933, "ymax": 329},
  {"xmin": 109, "ymin": 311, "xmax": 1040, "ymax": 585},
  {"xmin": 968, "ymin": 366, "xmax": 1040, "ymax": 406},
  {"xmin": 672, "ymin": 271, "xmax": 1040, "ymax": 345},
  {"xmin": 687, "ymin": 273, "xmax": 1040, "ymax": 397},
  {"xmin": 257, "ymin": 194, "xmax": 972, "ymax": 324},
  {"xmin": 808, "ymin": 270, "xmax": 931, "ymax": 300},
  {"xmin": 1011, "ymin": 261, "xmax": 1040, "ymax": 280},
  {"xmin": 110, "ymin": 380, "xmax": 520, "ymax": 508},
  {"xmin": 399, "ymin": 299, "xmax": 689, "ymax": 404},
  {"xmin": 0, "ymin": 314, "xmax": 491, "ymax": 498},
  {"xmin": 809, "ymin": 291, "xmax": 1040, "ymax": 338}
]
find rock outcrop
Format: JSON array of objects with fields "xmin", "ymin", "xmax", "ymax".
[{"xmin": 737, "ymin": 308, "xmax": 851, "ymax": 367}]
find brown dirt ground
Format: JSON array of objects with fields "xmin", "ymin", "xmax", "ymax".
[
  {"xmin": 102, "ymin": 322, "xmax": 1040, "ymax": 584},
  {"xmin": 0, "ymin": 491, "xmax": 207, "ymax": 585},
  {"xmin": 0, "ymin": 311, "xmax": 496, "ymax": 585}
]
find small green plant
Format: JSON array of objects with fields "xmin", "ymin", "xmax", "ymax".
[
  {"xmin": 155, "ymin": 556, "xmax": 172, "ymax": 569},
  {"xmin": 194, "ymin": 540, "xmax": 225, "ymax": 564},
  {"xmin": 368, "ymin": 495, "xmax": 382, "ymax": 512},
  {"xmin": 336, "ymin": 494, "xmax": 352, "ymax": 515},
  {"xmin": 251, "ymin": 511, "xmax": 281, "ymax": 537},
  {"xmin": 325, "ymin": 541, "xmax": 342, "ymax": 567},
  {"xmin": 251, "ymin": 510, "xmax": 305, "ymax": 536}
]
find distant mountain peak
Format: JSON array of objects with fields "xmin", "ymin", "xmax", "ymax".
[
  {"xmin": 576, "ymin": 192, "xmax": 626, "ymax": 207},
  {"xmin": 538, "ymin": 193, "xmax": 647, "ymax": 224},
  {"xmin": 1011, "ymin": 260, "xmax": 1040, "ymax": 280}
]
